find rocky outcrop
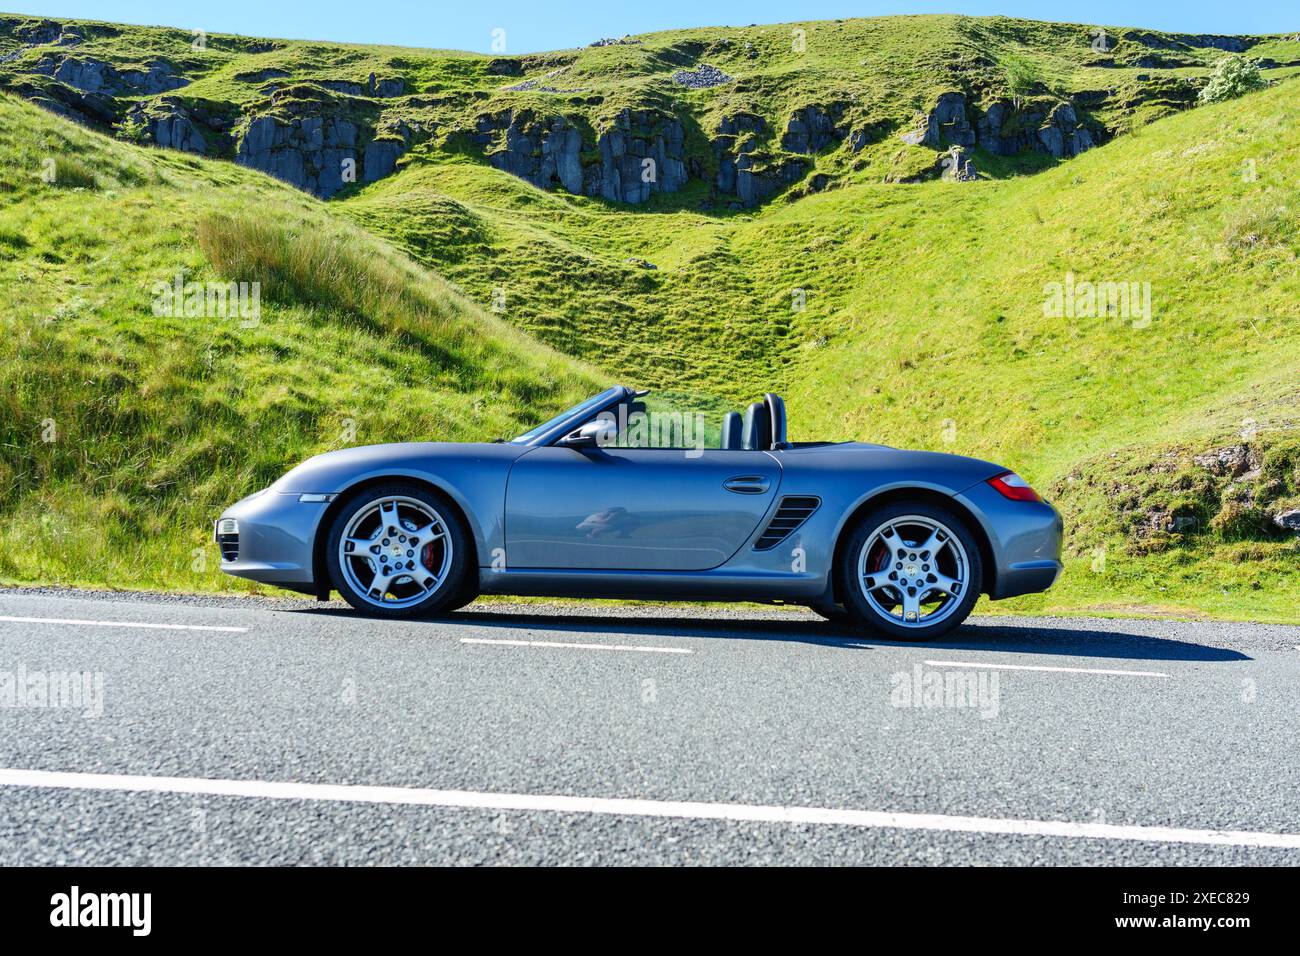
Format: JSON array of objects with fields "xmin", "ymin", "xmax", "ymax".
[
  {"xmin": 906, "ymin": 92, "xmax": 1099, "ymax": 161},
  {"xmin": 372, "ymin": 76, "xmax": 405, "ymax": 98},
  {"xmin": 234, "ymin": 67, "xmax": 290, "ymax": 84},
  {"xmin": 735, "ymin": 155, "xmax": 808, "ymax": 205},
  {"xmin": 1036, "ymin": 103, "xmax": 1095, "ymax": 159},
  {"xmin": 317, "ymin": 74, "xmax": 405, "ymax": 98},
  {"xmin": 321, "ymin": 79, "xmax": 366, "ymax": 96},
  {"xmin": 709, "ymin": 111, "xmax": 809, "ymax": 206},
  {"xmin": 152, "ymin": 112, "xmax": 207, "ymax": 153},
  {"xmin": 362, "ymin": 138, "xmax": 403, "ymax": 182},
  {"xmin": 782, "ymin": 103, "xmax": 851, "ymax": 154},
  {"xmin": 979, "ymin": 100, "xmax": 1095, "ymax": 158},
  {"xmin": 475, "ymin": 110, "xmax": 584, "ymax": 193},
  {"xmin": 474, "ymin": 107, "xmax": 687, "ymax": 204},
  {"xmin": 593, "ymin": 108, "xmax": 687, "ymax": 201},
  {"xmin": 779, "ymin": 103, "xmax": 885, "ymax": 155},
  {"xmin": 502, "ymin": 66, "xmax": 588, "ymax": 94},
  {"xmin": 8, "ymin": 17, "xmax": 64, "ymax": 44},
  {"xmin": 119, "ymin": 62, "xmax": 188, "ymax": 94},
  {"xmin": 128, "ymin": 101, "xmax": 207, "ymax": 153},
  {"xmin": 1124, "ymin": 31, "xmax": 1254, "ymax": 53},
  {"xmin": 236, "ymin": 114, "xmax": 367, "ymax": 198},
  {"xmin": 7, "ymin": 77, "xmax": 116, "ymax": 126},
  {"xmin": 1193, "ymin": 444, "xmax": 1257, "ymax": 477},
  {"xmin": 919, "ymin": 91, "xmax": 977, "ymax": 148},
  {"xmin": 31, "ymin": 53, "xmax": 188, "ymax": 95},
  {"xmin": 712, "ymin": 111, "xmax": 763, "ymax": 195},
  {"xmin": 0, "ymin": 17, "xmax": 76, "ymax": 62}
]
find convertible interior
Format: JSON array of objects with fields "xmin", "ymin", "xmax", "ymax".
[{"xmin": 720, "ymin": 393, "xmax": 787, "ymax": 451}]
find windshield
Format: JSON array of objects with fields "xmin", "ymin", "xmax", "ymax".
[{"xmin": 510, "ymin": 387, "xmax": 624, "ymax": 444}]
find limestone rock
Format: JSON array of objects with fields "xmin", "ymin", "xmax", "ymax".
[
  {"xmin": 782, "ymin": 103, "xmax": 850, "ymax": 154},
  {"xmin": 1193, "ymin": 445, "xmax": 1255, "ymax": 477},
  {"xmin": 236, "ymin": 113, "xmax": 367, "ymax": 198},
  {"xmin": 476, "ymin": 107, "xmax": 687, "ymax": 204},
  {"xmin": 670, "ymin": 64, "xmax": 732, "ymax": 89}
]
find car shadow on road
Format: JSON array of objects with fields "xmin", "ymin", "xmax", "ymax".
[{"xmin": 311, "ymin": 607, "xmax": 1252, "ymax": 663}]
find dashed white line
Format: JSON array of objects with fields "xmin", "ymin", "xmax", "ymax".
[
  {"xmin": 0, "ymin": 767, "xmax": 1295, "ymax": 849},
  {"xmin": 461, "ymin": 637, "xmax": 692, "ymax": 655},
  {"xmin": 0, "ymin": 615, "xmax": 248, "ymax": 634},
  {"xmin": 924, "ymin": 659, "xmax": 1169, "ymax": 678}
]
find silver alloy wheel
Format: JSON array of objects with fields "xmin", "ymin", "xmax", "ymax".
[
  {"xmin": 857, "ymin": 514, "xmax": 969, "ymax": 629},
  {"xmin": 337, "ymin": 495, "xmax": 453, "ymax": 609}
]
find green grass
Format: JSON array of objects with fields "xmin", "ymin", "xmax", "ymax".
[{"xmin": 0, "ymin": 94, "xmax": 598, "ymax": 592}]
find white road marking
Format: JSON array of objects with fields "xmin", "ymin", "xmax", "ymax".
[
  {"xmin": 0, "ymin": 615, "xmax": 247, "ymax": 634},
  {"xmin": 924, "ymin": 659, "xmax": 1169, "ymax": 678},
  {"xmin": 461, "ymin": 637, "xmax": 692, "ymax": 655},
  {"xmin": 0, "ymin": 767, "xmax": 1296, "ymax": 849}
]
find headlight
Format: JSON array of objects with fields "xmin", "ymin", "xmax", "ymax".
[{"xmin": 216, "ymin": 518, "xmax": 239, "ymax": 536}]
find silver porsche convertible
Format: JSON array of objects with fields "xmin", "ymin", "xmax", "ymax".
[{"xmin": 216, "ymin": 387, "xmax": 1062, "ymax": 639}]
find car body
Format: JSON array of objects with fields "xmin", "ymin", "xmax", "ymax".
[{"xmin": 217, "ymin": 386, "xmax": 1062, "ymax": 638}]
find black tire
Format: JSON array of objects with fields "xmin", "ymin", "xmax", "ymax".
[
  {"xmin": 440, "ymin": 581, "xmax": 479, "ymax": 613},
  {"xmin": 326, "ymin": 483, "xmax": 472, "ymax": 619},
  {"xmin": 807, "ymin": 599, "xmax": 852, "ymax": 624},
  {"xmin": 837, "ymin": 501, "xmax": 982, "ymax": 641}
]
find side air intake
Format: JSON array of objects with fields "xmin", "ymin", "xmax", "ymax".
[{"xmin": 753, "ymin": 496, "xmax": 821, "ymax": 551}]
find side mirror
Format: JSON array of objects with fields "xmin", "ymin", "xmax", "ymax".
[{"xmin": 559, "ymin": 419, "xmax": 617, "ymax": 448}]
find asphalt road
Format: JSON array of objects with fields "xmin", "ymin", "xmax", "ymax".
[{"xmin": 1, "ymin": 587, "xmax": 1298, "ymax": 866}]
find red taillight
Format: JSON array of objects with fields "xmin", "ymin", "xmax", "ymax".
[{"xmin": 988, "ymin": 471, "xmax": 1042, "ymax": 503}]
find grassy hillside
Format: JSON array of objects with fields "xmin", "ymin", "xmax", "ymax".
[
  {"xmin": 341, "ymin": 78, "xmax": 1300, "ymax": 621},
  {"xmin": 1, "ymin": 11, "xmax": 1298, "ymax": 621},
  {"xmin": 0, "ymin": 94, "xmax": 597, "ymax": 591}
]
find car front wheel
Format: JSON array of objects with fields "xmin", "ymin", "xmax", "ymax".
[
  {"xmin": 838, "ymin": 502, "xmax": 982, "ymax": 641},
  {"xmin": 326, "ymin": 483, "xmax": 472, "ymax": 618}
]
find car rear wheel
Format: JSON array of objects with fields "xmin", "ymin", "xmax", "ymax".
[
  {"xmin": 838, "ymin": 502, "xmax": 982, "ymax": 641},
  {"xmin": 326, "ymin": 484, "xmax": 472, "ymax": 618}
]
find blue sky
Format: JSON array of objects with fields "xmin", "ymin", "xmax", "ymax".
[{"xmin": 6, "ymin": 2, "xmax": 1296, "ymax": 53}]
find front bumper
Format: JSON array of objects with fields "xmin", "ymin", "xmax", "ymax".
[{"xmin": 215, "ymin": 490, "xmax": 332, "ymax": 588}]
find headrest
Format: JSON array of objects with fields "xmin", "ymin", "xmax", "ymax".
[
  {"xmin": 741, "ymin": 402, "xmax": 772, "ymax": 451},
  {"xmin": 721, "ymin": 411, "xmax": 743, "ymax": 450}
]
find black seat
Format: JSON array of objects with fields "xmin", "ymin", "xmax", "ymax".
[
  {"xmin": 720, "ymin": 411, "xmax": 743, "ymax": 450},
  {"xmin": 741, "ymin": 402, "xmax": 772, "ymax": 451}
]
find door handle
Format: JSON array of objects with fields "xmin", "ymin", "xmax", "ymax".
[{"xmin": 724, "ymin": 475, "xmax": 770, "ymax": 494}]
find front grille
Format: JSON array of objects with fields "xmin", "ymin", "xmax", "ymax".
[
  {"xmin": 753, "ymin": 496, "xmax": 820, "ymax": 551},
  {"xmin": 217, "ymin": 533, "xmax": 239, "ymax": 562},
  {"xmin": 215, "ymin": 519, "xmax": 239, "ymax": 562}
]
